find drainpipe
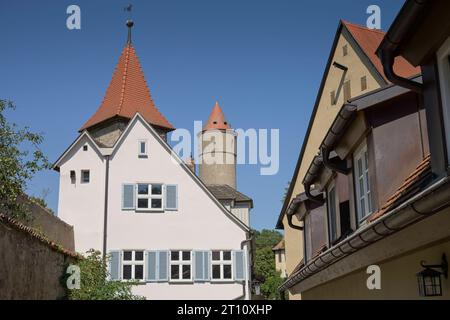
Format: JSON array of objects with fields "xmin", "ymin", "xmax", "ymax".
[
  {"xmin": 287, "ymin": 212, "xmax": 303, "ymax": 230},
  {"xmin": 241, "ymin": 233, "xmax": 253, "ymax": 300},
  {"xmin": 376, "ymin": 0, "xmax": 428, "ymax": 93},
  {"xmin": 379, "ymin": 48, "xmax": 422, "ymax": 93},
  {"xmin": 321, "ymin": 104, "xmax": 357, "ymax": 174},
  {"xmin": 102, "ymin": 155, "xmax": 110, "ymax": 259}
]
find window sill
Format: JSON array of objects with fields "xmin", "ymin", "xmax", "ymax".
[
  {"xmin": 169, "ymin": 280, "xmax": 194, "ymax": 284},
  {"xmin": 138, "ymin": 155, "xmax": 148, "ymax": 159}
]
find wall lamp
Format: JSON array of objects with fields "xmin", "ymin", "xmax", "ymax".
[{"xmin": 416, "ymin": 253, "xmax": 448, "ymax": 297}]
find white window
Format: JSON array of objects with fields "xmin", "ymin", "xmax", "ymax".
[
  {"xmin": 170, "ymin": 250, "xmax": 192, "ymax": 281},
  {"xmin": 211, "ymin": 250, "xmax": 233, "ymax": 281},
  {"xmin": 136, "ymin": 183, "xmax": 164, "ymax": 211},
  {"xmin": 437, "ymin": 37, "xmax": 450, "ymax": 164},
  {"xmin": 122, "ymin": 250, "xmax": 144, "ymax": 281},
  {"xmin": 327, "ymin": 182, "xmax": 339, "ymax": 243},
  {"xmin": 81, "ymin": 170, "xmax": 90, "ymax": 183},
  {"xmin": 138, "ymin": 140, "xmax": 148, "ymax": 157},
  {"xmin": 354, "ymin": 142, "xmax": 372, "ymax": 222}
]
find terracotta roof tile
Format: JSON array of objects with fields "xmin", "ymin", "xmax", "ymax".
[
  {"xmin": 80, "ymin": 44, "xmax": 174, "ymax": 132},
  {"xmin": 343, "ymin": 21, "xmax": 420, "ymax": 82},
  {"xmin": 368, "ymin": 154, "xmax": 431, "ymax": 223},
  {"xmin": 203, "ymin": 102, "xmax": 231, "ymax": 130}
]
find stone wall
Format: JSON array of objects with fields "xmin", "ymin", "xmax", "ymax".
[
  {"xmin": 0, "ymin": 215, "xmax": 77, "ymax": 300},
  {"xmin": 19, "ymin": 196, "xmax": 75, "ymax": 251}
]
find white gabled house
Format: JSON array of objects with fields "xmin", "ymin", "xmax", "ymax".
[{"xmin": 53, "ymin": 23, "xmax": 252, "ymax": 300}]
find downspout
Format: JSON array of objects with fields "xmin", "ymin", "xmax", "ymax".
[
  {"xmin": 379, "ymin": 48, "xmax": 422, "ymax": 93},
  {"xmin": 304, "ymin": 182, "xmax": 324, "ymax": 204},
  {"xmin": 241, "ymin": 233, "xmax": 253, "ymax": 300},
  {"xmin": 287, "ymin": 212, "xmax": 303, "ymax": 230},
  {"xmin": 321, "ymin": 104, "xmax": 357, "ymax": 174},
  {"xmin": 102, "ymin": 155, "xmax": 110, "ymax": 260},
  {"xmin": 376, "ymin": 0, "xmax": 428, "ymax": 93}
]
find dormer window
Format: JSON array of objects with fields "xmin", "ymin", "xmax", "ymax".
[{"xmin": 138, "ymin": 140, "xmax": 148, "ymax": 157}]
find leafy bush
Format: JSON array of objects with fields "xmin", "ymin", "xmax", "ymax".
[{"xmin": 65, "ymin": 250, "xmax": 144, "ymax": 300}]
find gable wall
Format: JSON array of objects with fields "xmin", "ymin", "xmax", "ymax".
[
  {"xmin": 57, "ymin": 135, "xmax": 106, "ymax": 254},
  {"xmin": 282, "ymin": 30, "xmax": 385, "ymax": 296}
]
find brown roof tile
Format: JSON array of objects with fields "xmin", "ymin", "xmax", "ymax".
[
  {"xmin": 343, "ymin": 21, "xmax": 420, "ymax": 82},
  {"xmin": 80, "ymin": 44, "xmax": 174, "ymax": 132},
  {"xmin": 368, "ymin": 154, "xmax": 431, "ymax": 223}
]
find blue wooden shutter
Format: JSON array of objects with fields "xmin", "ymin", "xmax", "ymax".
[
  {"xmin": 146, "ymin": 251, "xmax": 157, "ymax": 281},
  {"xmin": 122, "ymin": 184, "xmax": 135, "ymax": 210},
  {"xmin": 194, "ymin": 251, "xmax": 210, "ymax": 281},
  {"xmin": 158, "ymin": 251, "xmax": 169, "ymax": 281},
  {"xmin": 234, "ymin": 250, "xmax": 245, "ymax": 281},
  {"xmin": 109, "ymin": 251, "xmax": 122, "ymax": 280},
  {"xmin": 165, "ymin": 185, "xmax": 178, "ymax": 210}
]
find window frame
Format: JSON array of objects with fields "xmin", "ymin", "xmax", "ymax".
[
  {"xmin": 326, "ymin": 180, "xmax": 340, "ymax": 245},
  {"xmin": 138, "ymin": 139, "xmax": 148, "ymax": 157},
  {"xmin": 210, "ymin": 250, "xmax": 234, "ymax": 282},
  {"xmin": 81, "ymin": 169, "xmax": 90, "ymax": 184},
  {"xmin": 353, "ymin": 141, "xmax": 373, "ymax": 223},
  {"xmin": 121, "ymin": 250, "xmax": 145, "ymax": 282},
  {"xmin": 343, "ymin": 44, "xmax": 348, "ymax": 56},
  {"xmin": 169, "ymin": 250, "xmax": 193, "ymax": 282},
  {"xmin": 361, "ymin": 76, "xmax": 367, "ymax": 91},
  {"xmin": 437, "ymin": 37, "xmax": 450, "ymax": 166},
  {"xmin": 135, "ymin": 183, "xmax": 164, "ymax": 212}
]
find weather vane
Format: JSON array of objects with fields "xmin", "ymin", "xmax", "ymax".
[{"xmin": 124, "ymin": 4, "xmax": 134, "ymax": 44}]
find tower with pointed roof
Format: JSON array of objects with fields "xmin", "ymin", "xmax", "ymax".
[
  {"xmin": 80, "ymin": 21, "xmax": 174, "ymax": 147},
  {"xmin": 53, "ymin": 21, "xmax": 252, "ymax": 300},
  {"xmin": 198, "ymin": 102, "xmax": 237, "ymax": 189}
]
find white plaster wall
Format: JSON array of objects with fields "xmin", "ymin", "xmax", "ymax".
[
  {"xmin": 57, "ymin": 135, "xmax": 105, "ymax": 254},
  {"xmin": 106, "ymin": 118, "xmax": 248, "ymax": 299}
]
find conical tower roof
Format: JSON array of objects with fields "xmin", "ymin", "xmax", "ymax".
[
  {"xmin": 203, "ymin": 102, "xmax": 231, "ymax": 130},
  {"xmin": 80, "ymin": 25, "xmax": 174, "ymax": 132}
]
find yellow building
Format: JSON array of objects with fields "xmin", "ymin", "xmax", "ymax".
[
  {"xmin": 278, "ymin": 0, "xmax": 450, "ymax": 299},
  {"xmin": 276, "ymin": 20, "xmax": 419, "ymax": 300}
]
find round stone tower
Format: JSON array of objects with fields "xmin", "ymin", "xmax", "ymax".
[{"xmin": 198, "ymin": 102, "xmax": 237, "ymax": 189}]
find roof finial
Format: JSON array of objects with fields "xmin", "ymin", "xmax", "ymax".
[{"xmin": 124, "ymin": 4, "xmax": 134, "ymax": 44}]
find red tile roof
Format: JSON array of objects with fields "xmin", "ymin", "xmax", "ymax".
[
  {"xmin": 80, "ymin": 44, "xmax": 174, "ymax": 132},
  {"xmin": 343, "ymin": 21, "xmax": 420, "ymax": 82},
  {"xmin": 368, "ymin": 154, "xmax": 431, "ymax": 223},
  {"xmin": 203, "ymin": 102, "xmax": 231, "ymax": 130}
]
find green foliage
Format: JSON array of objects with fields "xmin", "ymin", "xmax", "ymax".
[
  {"xmin": 254, "ymin": 229, "xmax": 283, "ymax": 250},
  {"xmin": 0, "ymin": 100, "xmax": 50, "ymax": 220},
  {"xmin": 253, "ymin": 229, "xmax": 284, "ymax": 300},
  {"xmin": 261, "ymin": 271, "xmax": 284, "ymax": 300},
  {"xmin": 30, "ymin": 188, "xmax": 54, "ymax": 214},
  {"xmin": 66, "ymin": 250, "xmax": 144, "ymax": 300}
]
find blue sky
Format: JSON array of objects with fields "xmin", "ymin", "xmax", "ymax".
[{"xmin": 1, "ymin": 0, "xmax": 404, "ymax": 230}]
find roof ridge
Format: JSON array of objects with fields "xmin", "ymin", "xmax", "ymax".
[
  {"xmin": 117, "ymin": 45, "xmax": 131, "ymax": 114},
  {"xmin": 342, "ymin": 20, "xmax": 386, "ymax": 34}
]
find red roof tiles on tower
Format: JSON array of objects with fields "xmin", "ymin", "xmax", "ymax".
[
  {"xmin": 79, "ymin": 43, "xmax": 174, "ymax": 132},
  {"xmin": 203, "ymin": 102, "xmax": 231, "ymax": 130}
]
